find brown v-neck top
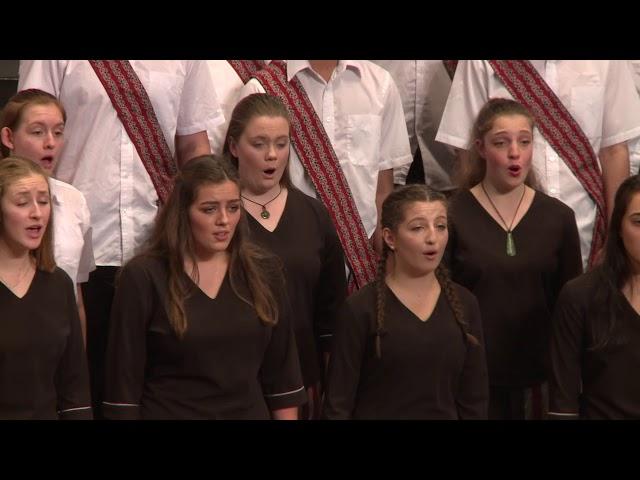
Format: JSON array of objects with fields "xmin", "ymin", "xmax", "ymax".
[
  {"xmin": 550, "ymin": 269, "xmax": 640, "ymax": 419},
  {"xmin": 446, "ymin": 189, "xmax": 582, "ymax": 387},
  {"xmin": 0, "ymin": 268, "xmax": 92, "ymax": 419},
  {"xmin": 103, "ymin": 255, "xmax": 306, "ymax": 419},
  {"xmin": 246, "ymin": 188, "xmax": 347, "ymax": 387},
  {"xmin": 322, "ymin": 281, "xmax": 489, "ymax": 419}
]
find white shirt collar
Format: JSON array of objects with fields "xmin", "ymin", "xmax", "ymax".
[{"xmin": 286, "ymin": 60, "xmax": 362, "ymax": 82}]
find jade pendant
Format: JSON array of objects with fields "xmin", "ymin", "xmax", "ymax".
[
  {"xmin": 506, "ymin": 231, "xmax": 516, "ymax": 256},
  {"xmin": 261, "ymin": 209, "xmax": 270, "ymax": 220}
]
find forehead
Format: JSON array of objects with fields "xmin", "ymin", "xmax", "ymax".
[
  {"xmin": 488, "ymin": 114, "xmax": 532, "ymax": 134},
  {"xmin": 193, "ymin": 180, "xmax": 240, "ymax": 201},
  {"xmin": 4, "ymin": 173, "xmax": 49, "ymax": 195},
  {"xmin": 20, "ymin": 103, "xmax": 64, "ymax": 124},
  {"xmin": 243, "ymin": 115, "xmax": 289, "ymax": 136},
  {"xmin": 625, "ymin": 191, "xmax": 640, "ymax": 214},
  {"xmin": 402, "ymin": 200, "xmax": 447, "ymax": 220}
]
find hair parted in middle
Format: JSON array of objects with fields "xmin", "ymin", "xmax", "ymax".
[
  {"xmin": 139, "ymin": 154, "xmax": 283, "ymax": 338},
  {"xmin": 455, "ymin": 97, "xmax": 538, "ymax": 190},
  {"xmin": 223, "ymin": 92, "xmax": 292, "ymax": 188},
  {"xmin": 375, "ymin": 184, "xmax": 478, "ymax": 358}
]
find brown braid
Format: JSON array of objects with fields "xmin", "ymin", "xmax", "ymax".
[
  {"xmin": 376, "ymin": 184, "xmax": 481, "ymax": 358},
  {"xmin": 434, "ymin": 264, "xmax": 479, "ymax": 346},
  {"xmin": 375, "ymin": 246, "xmax": 390, "ymax": 359}
]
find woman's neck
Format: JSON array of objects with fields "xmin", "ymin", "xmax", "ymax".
[
  {"xmin": 386, "ymin": 267, "xmax": 439, "ymax": 294},
  {"xmin": 481, "ymin": 179, "xmax": 526, "ymax": 199},
  {"xmin": 241, "ymin": 183, "xmax": 283, "ymax": 203},
  {"xmin": 0, "ymin": 238, "xmax": 31, "ymax": 268}
]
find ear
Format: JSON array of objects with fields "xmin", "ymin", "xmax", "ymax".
[
  {"xmin": 0, "ymin": 127, "xmax": 15, "ymax": 152},
  {"xmin": 474, "ymin": 138, "xmax": 485, "ymax": 158},
  {"xmin": 382, "ymin": 227, "xmax": 395, "ymax": 252},
  {"xmin": 228, "ymin": 137, "xmax": 239, "ymax": 159}
]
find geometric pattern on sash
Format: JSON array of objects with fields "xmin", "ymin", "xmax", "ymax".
[
  {"xmin": 489, "ymin": 60, "xmax": 606, "ymax": 267},
  {"xmin": 252, "ymin": 60, "xmax": 378, "ymax": 290},
  {"xmin": 227, "ymin": 60, "xmax": 267, "ymax": 84},
  {"xmin": 89, "ymin": 60, "xmax": 176, "ymax": 204}
]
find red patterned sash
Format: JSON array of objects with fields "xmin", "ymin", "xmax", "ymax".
[
  {"xmin": 443, "ymin": 60, "xmax": 458, "ymax": 80},
  {"xmin": 252, "ymin": 61, "xmax": 378, "ymax": 290},
  {"xmin": 227, "ymin": 60, "xmax": 267, "ymax": 83},
  {"xmin": 488, "ymin": 60, "xmax": 606, "ymax": 267},
  {"xmin": 89, "ymin": 60, "xmax": 175, "ymax": 204}
]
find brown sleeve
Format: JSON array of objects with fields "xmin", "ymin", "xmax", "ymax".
[
  {"xmin": 548, "ymin": 279, "xmax": 584, "ymax": 419},
  {"xmin": 260, "ymin": 284, "xmax": 307, "ymax": 411},
  {"xmin": 455, "ymin": 290, "xmax": 489, "ymax": 420},
  {"xmin": 314, "ymin": 203, "xmax": 348, "ymax": 355},
  {"xmin": 55, "ymin": 271, "xmax": 93, "ymax": 420},
  {"xmin": 322, "ymin": 299, "xmax": 370, "ymax": 420},
  {"xmin": 102, "ymin": 260, "xmax": 153, "ymax": 420}
]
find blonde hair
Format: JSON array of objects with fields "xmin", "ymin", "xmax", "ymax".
[{"xmin": 0, "ymin": 156, "xmax": 55, "ymax": 271}]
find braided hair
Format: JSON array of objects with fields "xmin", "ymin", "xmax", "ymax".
[{"xmin": 375, "ymin": 185, "xmax": 478, "ymax": 358}]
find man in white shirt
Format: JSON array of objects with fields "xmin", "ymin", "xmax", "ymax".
[
  {"xmin": 18, "ymin": 60, "xmax": 224, "ymax": 417},
  {"xmin": 240, "ymin": 60, "xmax": 412, "ymax": 254},
  {"xmin": 372, "ymin": 60, "xmax": 457, "ymax": 191},
  {"xmin": 436, "ymin": 60, "xmax": 640, "ymax": 268}
]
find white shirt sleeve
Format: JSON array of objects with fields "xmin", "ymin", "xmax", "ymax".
[
  {"xmin": 176, "ymin": 60, "xmax": 225, "ymax": 137},
  {"xmin": 378, "ymin": 72, "xmax": 412, "ymax": 184},
  {"xmin": 76, "ymin": 196, "xmax": 96, "ymax": 284},
  {"xmin": 600, "ymin": 60, "xmax": 640, "ymax": 148},
  {"xmin": 435, "ymin": 60, "xmax": 493, "ymax": 150},
  {"xmin": 18, "ymin": 60, "xmax": 67, "ymax": 95}
]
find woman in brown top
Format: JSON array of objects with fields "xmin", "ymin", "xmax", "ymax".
[
  {"xmin": 323, "ymin": 185, "xmax": 488, "ymax": 419},
  {"xmin": 225, "ymin": 93, "xmax": 347, "ymax": 419},
  {"xmin": 0, "ymin": 157, "xmax": 91, "ymax": 419},
  {"xmin": 446, "ymin": 98, "xmax": 583, "ymax": 419},
  {"xmin": 103, "ymin": 155, "xmax": 306, "ymax": 420},
  {"xmin": 549, "ymin": 175, "xmax": 640, "ymax": 419}
]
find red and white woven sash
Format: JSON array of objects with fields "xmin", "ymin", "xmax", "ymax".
[
  {"xmin": 227, "ymin": 60, "xmax": 267, "ymax": 83},
  {"xmin": 89, "ymin": 60, "xmax": 176, "ymax": 204},
  {"xmin": 489, "ymin": 60, "xmax": 606, "ymax": 267},
  {"xmin": 252, "ymin": 61, "xmax": 378, "ymax": 290}
]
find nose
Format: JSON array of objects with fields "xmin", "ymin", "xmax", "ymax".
[
  {"xmin": 216, "ymin": 208, "xmax": 229, "ymax": 225},
  {"xmin": 29, "ymin": 200, "xmax": 43, "ymax": 219},
  {"xmin": 425, "ymin": 227, "xmax": 436, "ymax": 244},
  {"xmin": 508, "ymin": 140, "xmax": 520, "ymax": 158},
  {"xmin": 266, "ymin": 143, "xmax": 277, "ymax": 160},
  {"xmin": 44, "ymin": 132, "xmax": 56, "ymax": 149}
]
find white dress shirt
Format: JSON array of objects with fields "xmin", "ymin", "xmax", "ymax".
[
  {"xmin": 206, "ymin": 60, "xmax": 246, "ymax": 154},
  {"xmin": 436, "ymin": 60, "xmax": 640, "ymax": 267},
  {"xmin": 18, "ymin": 60, "xmax": 224, "ymax": 266},
  {"xmin": 241, "ymin": 60, "xmax": 412, "ymax": 238},
  {"xmin": 372, "ymin": 60, "xmax": 457, "ymax": 190},
  {"xmin": 49, "ymin": 177, "xmax": 95, "ymax": 292}
]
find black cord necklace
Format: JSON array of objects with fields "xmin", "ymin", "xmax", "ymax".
[
  {"xmin": 481, "ymin": 183, "xmax": 526, "ymax": 257},
  {"xmin": 241, "ymin": 186, "xmax": 283, "ymax": 220}
]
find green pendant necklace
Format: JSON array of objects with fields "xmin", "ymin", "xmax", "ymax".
[
  {"xmin": 241, "ymin": 186, "xmax": 283, "ymax": 220},
  {"xmin": 481, "ymin": 183, "xmax": 527, "ymax": 257}
]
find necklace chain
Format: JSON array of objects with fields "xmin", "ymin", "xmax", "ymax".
[
  {"xmin": 481, "ymin": 183, "xmax": 527, "ymax": 232},
  {"xmin": 0, "ymin": 258, "xmax": 32, "ymax": 290},
  {"xmin": 241, "ymin": 186, "xmax": 283, "ymax": 220}
]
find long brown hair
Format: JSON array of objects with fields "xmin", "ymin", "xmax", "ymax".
[
  {"xmin": 375, "ymin": 184, "xmax": 478, "ymax": 358},
  {"xmin": 589, "ymin": 175, "xmax": 640, "ymax": 350},
  {"xmin": 141, "ymin": 154, "xmax": 282, "ymax": 338},
  {"xmin": 0, "ymin": 156, "xmax": 56, "ymax": 272},
  {"xmin": 223, "ymin": 93, "xmax": 292, "ymax": 188},
  {"xmin": 456, "ymin": 98, "xmax": 538, "ymax": 190},
  {"xmin": 0, "ymin": 89, "xmax": 66, "ymax": 158}
]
